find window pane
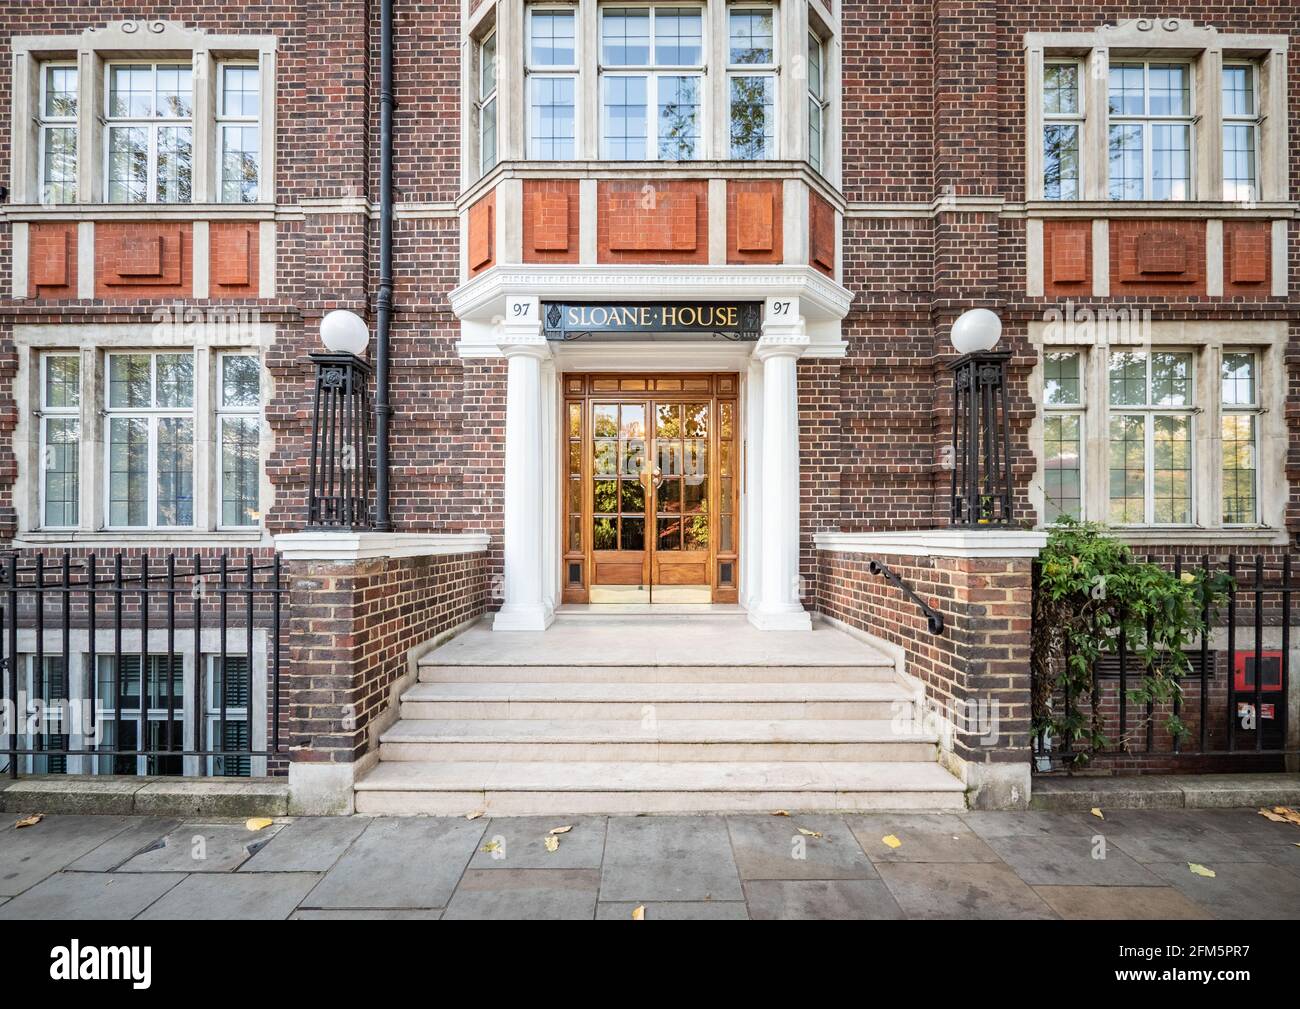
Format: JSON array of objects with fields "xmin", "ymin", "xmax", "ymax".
[
  {"xmin": 729, "ymin": 9, "xmax": 773, "ymax": 64},
  {"xmin": 155, "ymin": 64, "xmax": 192, "ymax": 118},
  {"xmin": 1222, "ymin": 413, "xmax": 1257, "ymax": 525},
  {"xmin": 221, "ymin": 66, "xmax": 260, "ymax": 117},
  {"xmin": 656, "ymin": 9, "xmax": 703, "ymax": 65},
  {"xmin": 107, "ymin": 126, "xmax": 148, "ymax": 203},
  {"xmin": 1043, "ymin": 352, "xmax": 1081, "ymax": 405},
  {"xmin": 41, "ymin": 127, "xmax": 78, "ymax": 204},
  {"xmin": 1152, "ymin": 415, "xmax": 1191, "ymax": 523},
  {"xmin": 44, "ymin": 355, "xmax": 80, "ymax": 408},
  {"xmin": 530, "ymin": 77, "xmax": 576, "ymax": 159},
  {"xmin": 808, "ymin": 96, "xmax": 823, "ymax": 174},
  {"xmin": 1043, "ymin": 124, "xmax": 1079, "ymax": 200},
  {"xmin": 109, "ymin": 354, "xmax": 151, "ymax": 408},
  {"xmin": 156, "ymin": 417, "xmax": 194, "ymax": 527},
  {"xmin": 1107, "ymin": 123, "xmax": 1144, "ymax": 200},
  {"xmin": 156, "ymin": 353, "xmax": 194, "ymax": 408},
  {"xmin": 1043, "ymin": 63, "xmax": 1078, "ymax": 115},
  {"xmin": 1108, "ymin": 63, "xmax": 1145, "ymax": 116},
  {"xmin": 222, "ymin": 418, "xmax": 260, "ymax": 526},
  {"xmin": 222, "ymin": 355, "xmax": 261, "ymax": 406},
  {"xmin": 1222, "ymin": 352, "xmax": 1256, "ymax": 406},
  {"xmin": 220, "ymin": 125, "xmax": 260, "ymax": 203},
  {"xmin": 1150, "ymin": 352, "xmax": 1190, "ymax": 407},
  {"xmin": 531, "ymin": 11, "xmax": 576, "ymax": 66},
  {"xmin": 1222, "ymin": 65, "xmax": 1254, "ymax": 117},
  {"xmin": 808, "ymin": 34, "xmax": 824, "ymax": 101},
  {"xmin": 109, "ymin": 65, "xmax": 153, "ymax": 117},
  {"xmin": 44, "ymin": 65, "xmax": 78, "ymax": 117},
  {"xmin": 602, "ymin": 76, "xmax": 647, "ymax": 159},
  {"xmin": 481, "ymin": 96, "xmax": 498, "ymax": 173},
  {"xmin": 1108, "ymin": 414, "xmax": 1146, "ymax": 524},
  {"xmin": 108, "ymin": 417, "xmax": 149, "ymax": 526},
  {"xmin": 729, "ymin": 75, "xmax": 774, "ymax": 159},
  {"xmin": 480, "ymin": 34, "xmax": 497, "ymax": 96},
  {"xmin": 1150, "ymin": 123, "xmax": 1190, "ymax": 200},
  {"xmin": 214, "ymin": 718, "xmax": 251, "ymax": 777},
  {"xmin": 155, "ymin": 125, "xmax": 193, "ymax": 203},
  {"xmin": 1108, "ymin": 351, "xmax": 1146, "ymax": 406},
  {"xmin": 1044, "ymin": 414, "xmax": 1081, "ymax": 522},
  {"xmin": 1222, "ymin": 124, "xmax": 1256, "ymax": 202},
  {"xmin": 658, "ymin": 75, "xmax": 699, "ymax": 160},
  {"xmin": 602, "ymin": 8, "xmax": 651, "ymax": 65},
  {"xmin": 1148, "ymin": 64, "xmax": 1189, "ymax": 117},
  {"xmin": 43, "ymin": 417, "xmax": 79, "ymax": 527}
]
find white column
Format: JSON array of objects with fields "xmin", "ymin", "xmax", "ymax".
[
  {"xmin": 749, "ymin": 297, "xmax": 812, "ymax": 631},
  {"xmin": 494, "ymin": 296, "xmax": 555, "ymax": 631},
  {"xmin": 740, "ymin": 357, "xmax": 764, "ymax": 610}
]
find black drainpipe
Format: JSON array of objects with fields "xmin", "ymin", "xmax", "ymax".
[{"xmin": 373, "ymin": 0, "xmax": 395, "ymax": 530}]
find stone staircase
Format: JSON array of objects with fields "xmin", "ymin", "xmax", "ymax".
[{"xmin": 354, "ymin": 613, "xmax": 966, "ymax": 815}]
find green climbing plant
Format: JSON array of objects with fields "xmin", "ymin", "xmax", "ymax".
[{"xmin": 1031, "ymin": 519, "xmax": 1231, "ymax": 765}]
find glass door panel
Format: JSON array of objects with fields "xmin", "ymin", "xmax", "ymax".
[{"xmin": 590, "ymin": 401, "xmax": 651, "ymax": 602}]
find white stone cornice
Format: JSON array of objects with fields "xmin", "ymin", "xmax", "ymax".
[
  {"xmin": 815, "ymin": 530, "xmax": 1049, "ymax": 559},
  {"xmin": 13, "ymin": 19, "xmax": 277, "ymax": 56},
  {"xmin": 274, "ymin": 532, "xmax": 491, "ymax": 562}
]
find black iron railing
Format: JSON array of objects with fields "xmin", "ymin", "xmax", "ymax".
[
  {"xmin": 867, "ymin": 559, "xmax": 945, "ymax": 634},
  {"xmin": 1032, "ymin": 552, "xmax": 1294, "ymax": 768},
  {"xmin": 1, "ymin": 551, "xmax": 284, "ymax": 779}
]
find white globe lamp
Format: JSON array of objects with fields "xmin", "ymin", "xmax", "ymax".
[
  {"xmin": 320, "ymin": 310, "xmax": 371, "ymax": 356},
  {"xmin": 950, "ymin": 308, "xmax": 1002, "ymax": 355}
]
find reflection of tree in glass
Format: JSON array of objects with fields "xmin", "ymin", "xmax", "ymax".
[
  {"xmin": 730, "ymin": 77, "xmax": 770, "ymax": 159},
  {"xmin": 1043, "ymin": 126, "xmax": 1077, "ymax": 199}
]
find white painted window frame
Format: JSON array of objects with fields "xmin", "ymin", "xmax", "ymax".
[
  {"xmin": 38, "ymin": 352, "xmax": 81, "ymax": 531},
  {"xmin": 1221, "ymin": 60, "xmax": 1260, "ymax": 203},
  {"xmin": 526, "ymin": 5, "xmax": 581, "ymax": 160},
  {"xmin": 806, "ymin": 29, "xmax": 826, "ymax": 175},
  {"xmin": 216, "ymin": 61, "xmax": 262, "ymax": 204},
  {"xmin": 726, "ymin": 3, "xmax": 780, "ymax": 160},
  {"xmin": 215, "ymin": 351, "xmax": 263, "ymax": 531},
  {"xmin": 1220, "ymin": 348, "xmax": 1262, "ymax": 527},
  {"xmin": 1041, "ymin": 58, "xmax": 1084, "ymax": 200},
  {"xmin": 478, "ymin": 29, "xmax": 499, "ymax": 175},
  {"xmin": 1107, "ymin": 59, "xmax": 1197, "ymax": 201},
  {"xmin": 1042, "ymin": 349, "xmax": 1086, "ymax": 523},
  {"xmin": 37, "ymin": 61, "xmax": 79, "ymax": 205},
  {"xmin": 102, "ymin": 60, "xmax": 195, "ymax": 205}
]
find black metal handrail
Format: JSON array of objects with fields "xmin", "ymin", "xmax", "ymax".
[
  {"xmin": 867, "ymin": 559, "xmax": 945, "ymax": 634},
  {"xmin": 2, "ymin": 550, "xmax": 284, "ymax": 780}
]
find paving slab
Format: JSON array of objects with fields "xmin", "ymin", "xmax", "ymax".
[
  {"xmin": 1033, "ymin": 884, "xmax": 1212, "ymax": 920},
  {"xmin": 1191, "ymin": 807, "xmax": 1300, "ymax": 841},
  {"xmin": 600, "ymin": 815, "xmax": 744, "ymax": 902},
  {"xmin": 238, "ymin": 817, "xmax": 370, "ymax": 873},
  {"xmin": 303, "ymin": 816, "xmax": 485, "ymax": 910},
  {"xmin": 443, "ymin": 868, "xmax": 601, "ymax": 920},
  {"xmin": 67, "ymin": 817, "xmax": 182, "ymax": 871},
  {"xmin": 726, "ymin": 815, "xmax": 876, "ymax": 880},
  {"xmin": 1098, "ymin": 810, "xmax": 1276, "ymax": 865},
  {"xmin": 984, "ymin": 833, "xmax": 1162, "ymax": 886},
  {"xmin": 290, "ymin": 908, "xmax": 443, "ymax": 920},
  {"xmin": 745, "ymin": 879, "xmax": 905, "ymax": 920},
  {"xmin": 596, "ymin": 901, "xmax": 749, "ymax": 920},
  {"xmin": 116, "ymin": 822, "xmax": 283, "ymax": 873},
  {"xmin": 0, "ymin": 814, "xmax": 135, "ymax": 895},
  {"xmin": 0, "ymin": 871, "xmax": 180, "ymax": 919},
  {"xmin": 1145, "ymin": 860, "xmax": 1300, "ymax": 919},
  {"xmin": 849, "ymin": 813, "xmax": 1001, "ymax": 863},
  {"xmin": 468, "ymin": 817, "xmax": 607, "ymax": 870},
  {"xmin": 876, "ymin": 862, "xmax": 1058, "ymax": 920},
  {"xmin": 139, "ymin": 872, "xmax": 323, "ymax": 920},
  {"xmin": 960, "ymin": 810, "xmax": 1102, "ymax": 839}
]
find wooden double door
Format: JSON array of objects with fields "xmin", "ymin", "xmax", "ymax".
[{"xmin": 562, "ymin": 374, "xmax": 739, "ymax": 604}]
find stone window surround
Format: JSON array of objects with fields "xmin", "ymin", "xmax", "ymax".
[
  {"xmin": 11, "ymin": 322, "xmax": 277, "ymax": 549},
  {"xmin": 1023, "ymin": 19, "xmax": 1289, "ymax": 206},
  {"xmin": 11, "ymin": 627, "xmax": 269, "ymax": 778},
  {"xmin": 9, "ymin": 19, "xmax": 278, "ymax": 208},
  {"xmin": 1026, "ymin": 318, "xmax": 1290, "ymax": 546},
  {"xmin": 461, "ymin": 0, "xmax": 841, "ymax": 191}
]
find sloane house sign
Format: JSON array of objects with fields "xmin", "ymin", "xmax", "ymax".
[{"xmin": 542, "ymin": 302, "xmax": 764, "ymax": 341}]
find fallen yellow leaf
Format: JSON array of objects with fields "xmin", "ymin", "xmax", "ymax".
[
  {"xmin": 1090, "ymin": 807, "xmax": 1104, "ymax": 820},
  {"xmin": 544, "ymin": 835, "xmax": 559, "ymax": 853},
  {"xmin": 549, "ymin": 825, "xmax": 573, "ymax": 835},
  {"xmin": 881, "ymin": 834, "xmax": 902, "ymax": 849},
  {"xmin": 1188, "ymin": 863, "xmax": 1216, "ymax": 878},
  {"xmin": 796, "ymin": 827, "xmax": 822, "ymax": 839},
  {"xmin": 245, "ymin": 817, "xmax": 274, "ymax": 831},
  {"xmin": 1272, "ymin": 806, "xmax": 1300, "ymax": 825},
  {"xmin": 466, "ymin": 808, "xmax": 486, "ymax": 820},
  {"xmin": 1258, "ymin": 809, "xmax": 1289, "ymax": 823},
  {"xmin": 481, "ymin": 840, "xmax": 502, "ymax": 854},
  {"xmin": 14, "ymin": 814, "xmax": 43, "ymax": 829},
  {"xmin": 631, "ymin": 905, "xmax": 645, "ymax": 920},
  {"xmin": 771, "ymin": 810, "xmax": 790, "ymax": 816}
]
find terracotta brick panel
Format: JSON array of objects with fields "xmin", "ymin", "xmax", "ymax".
[
  {"xmin": 1225, "ymin": 221, "xmax": 1270, "ymax": 291},
  {"xmin": 809, "ymin": 191, "xmax": 835, "ymax": 275},
  {"xmin": 29, "ymin": 224, "xmax": 76, "ymax": 297},
  {"xmin": 1110, "ymin": 219, "xmax": 1205, "ymax": 296},
  {"xmin": 726, "ymin": 180, "xmax": 782, "ymax": 264},
  {"xmin": 468, "ymin": 191, "xmax": 495, "ymax": 274},
  {"xmin": 523, "ymin": 179, "xmax": 579, "ymax": 263},
  {"xmin": 597, "ymin": 181, "xmax": 708, "ymax": 265},
  {"xmin": 94, "ymin": 222, "xmax": 192, "ymax": 299},
  {"xmin": 1043, "ymin": 219, "xmax": 1090, "ymax": 293},
  {"xmin": 210, "ymin": 222, "xmax": 260, "ymax": 295}
]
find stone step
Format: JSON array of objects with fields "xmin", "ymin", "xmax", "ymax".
[
  {"xmin": 353, "ymin": 760, "xmax": 967, "ymax": 815},
  {"xmin": 400, "ymin": 680, "xmax": 916, "ymax": 721},
  {"xmin": 418, "ymin": 663, "xmax": 898, "ymax": 683},
  {"xmin": 377, "ymin": 718, "xmax": 937, "ymax": 763}
]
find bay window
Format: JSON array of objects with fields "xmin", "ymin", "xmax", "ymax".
[
  {"xmin": 1222, "ymin": 63, "xmax": 1258, "ymax": 203},
  {"xmin": 38, "ymin": 63, "xmax": 78, "ymax": 204},
  {"xmin": 527, "ymin": 8, "xmax": 578, "ymax": 159},
  {"xmin": 105, "ymin": 62, "xmax": 193, "ymax": 203},
  {"xmin": 479, "ymin": 31, "xmax": 499, "ymax": 173},
  {"xmin": 807, "ymin": 31, "xmax": 826, "ymax": 175}
]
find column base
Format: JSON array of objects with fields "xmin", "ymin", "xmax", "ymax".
[
  {"xmin": 747, "ymin": 604, "xmax": 813, "ymax": 631},
  {"xmin": 493, "ymin": 603, "xmax": 556, "ymax": 632}
]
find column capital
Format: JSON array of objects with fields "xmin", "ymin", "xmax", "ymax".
[
  {"xmin": 496, "ymin": 295, "xmax": 552, "ymax": 358},
  {"xmin": 756, "ymin": 295, "xmax": 809, "ymax": 360}
]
